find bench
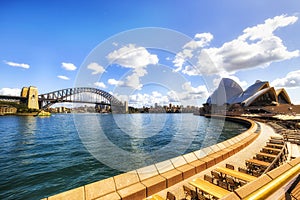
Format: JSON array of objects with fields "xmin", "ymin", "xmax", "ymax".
[
  {"xmin": 215, "ymin": 167, "xmax": 256, "ymax": 182},
  {"xmin": 256, "ymin": 152, "xmax": 277, "ymax": 162},
  {"xmin": 189, "ymin": 178, "xmax": 230, "ymax": 199},
  {"xmin": 261, "ymin": 147, "xmax": 281, "ymax": 155},
  {"xmin": 266, "ymin": 142, "xmax": 284, "ymax": 149}
]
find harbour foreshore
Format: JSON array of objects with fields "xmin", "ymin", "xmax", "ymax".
[{"xmin": 43, "ymin": 116, "xmax": 298, "ymax": 200}]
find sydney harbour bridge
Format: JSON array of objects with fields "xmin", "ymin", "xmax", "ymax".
[{"xmin": 0, "ymin": 87, "xmax": 126, "ymax": 113}]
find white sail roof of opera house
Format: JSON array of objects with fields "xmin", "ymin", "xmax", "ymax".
[
  {"xmin": 227, "ymin": 80, "xmax": 270, "ymax": 104},
  {"xmin": 206, "ymin": 78, "xmax": 243, "ymax": 105},
  {"xmin": 206, "ymin": 78, "xmax": 292, "ymax": 106},
  {"xmin": 276, "ymin": 88, "xmax": 291, "ymax": 104},
  {"xmin": 242, "ymin": 87, "xmax": 277, "ymax": 107}
]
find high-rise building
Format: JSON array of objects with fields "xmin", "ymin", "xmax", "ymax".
[{"xmin": 124, "ymin": 101, "xmax": 128, "ymax": 113}]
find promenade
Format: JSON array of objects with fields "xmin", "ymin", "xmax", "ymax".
[{"xmin": 154, "ymin": 122, "xmax": 279, "ymax": 199}]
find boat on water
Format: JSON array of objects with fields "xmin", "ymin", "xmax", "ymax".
[{"xmin": 36, "ymin": 110, "xmax": 51, "ymax": 117}]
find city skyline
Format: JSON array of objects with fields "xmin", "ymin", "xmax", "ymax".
[{"xmin": 1, "ymin": 1, "xmax": 300, "ymax": 107}]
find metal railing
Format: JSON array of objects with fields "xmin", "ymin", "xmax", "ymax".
[{"xmin": 244, "ymin": 162, "xmax": 300, "ymax": 200}]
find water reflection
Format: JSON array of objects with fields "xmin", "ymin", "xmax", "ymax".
[
  {"xmin": 15, "ymin": 117, "xmax": 38, "ymax": 166},
  {"xmin": 18, "ymin": 116, "xmax": 37, "ymax": 135},
  {"xmin": 113, "ymin": 113, "xmax": 167, "ymax": 139},
  {"xmin": 76, "ymin": 113, "xmax": 201, "ymax": 172}
]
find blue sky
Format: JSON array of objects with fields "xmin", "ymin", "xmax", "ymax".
[{"xmin": 1, "ymin": 1, "xmax": 300, "ymax": 107}]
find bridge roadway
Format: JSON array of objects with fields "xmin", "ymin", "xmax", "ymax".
[
  {"xmin": 0, "ymin": 94, "xmax": 112, "ymax": 108},
  {"xmin": 43, "ymin": 99, "xmax": 111, "ymax": 106},
  {"xmin": 0, "ymin": 95, "xmax": 26, "ymax": 101},
  {"xmin": 0, "ymin": 95, "xmax": 115, "ymax": 109}
]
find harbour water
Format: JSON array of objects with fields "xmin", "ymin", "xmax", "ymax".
[{"xmin": 0, "ymin": 113, "xmax": 247, "ymax": 200}]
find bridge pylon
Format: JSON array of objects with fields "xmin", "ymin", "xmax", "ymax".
[{"xmin": 21, "ymin": 86, "xmax": 39, "ymax": 110}]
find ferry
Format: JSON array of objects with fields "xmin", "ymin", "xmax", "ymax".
[{"xmin": 35, "ymin": 110, "xmax": 51, "ymax": 117}]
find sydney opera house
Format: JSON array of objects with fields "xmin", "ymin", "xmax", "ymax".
[{"xmin": 200, "ymin": 78, "xmax": 300, "ymax": 116}]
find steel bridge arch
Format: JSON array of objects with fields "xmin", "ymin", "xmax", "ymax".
[{"xmin": 38, "ymin": 87, "xmax": 123, "ymax": 109}]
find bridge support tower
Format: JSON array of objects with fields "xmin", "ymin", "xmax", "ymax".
[{"xmin": 21, "ymin": 86, "xmax": 39, "ymax": 110}]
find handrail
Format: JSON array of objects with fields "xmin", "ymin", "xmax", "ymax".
[{"xmin": 244, "ymin": 162, "xmax": 300, "ymax": 200}]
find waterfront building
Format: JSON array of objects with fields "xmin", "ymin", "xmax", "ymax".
[
  {"xmin": 0, "ymin": 105, "xmax": 17, "ymax": 115},
  {"xmin": 200, "ymin": 78, "xmax": 299, "ymax": 115}
]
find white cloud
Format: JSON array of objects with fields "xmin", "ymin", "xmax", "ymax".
[
  {"xmin": 164, "ymin": 82, "xmax": 209, "ymax": 102},
  {"xmin": 107, "ymin": 44, "xmax": 158, "ymax": 68},
  {"xmin": 152, "ymin": 91, "xmax": 162, "ymax": 98},
  {"xmin": 94, "ymin": 82, "xmax": 107, "ymax": 88},
  {"xmin": 122, "ymin": 67, "xmax": 148, "ymax": 90},
  {"xmin": 182, "ymin": 82, "xmax": 209, "ymax": 95},
  {"xmin": 4, "ymin": 61, "xmax": 30, "ymax": 69},
  {"xmin": 57, "ymin": 75, "xmax": 70, "ymax": 80},
  {"xmin": 174, "ymin": 15, "xmax": 299, "ymax": 76},
  {"xmin": 108, "ymin": 78, "xmax": 124, "ymax": 86},
  {"xmin": 114, "ymin": 89, "xmax": 203, "ymax": 108},
  {"xmin": 178, "ymin": 82, "xmax": 209, "ymax": 100},
  {"xmin": 183, "ymin": 33, "xmax": 213, "ymax": 49},
  {"xmin": 182, "ymin": 65, "xmax": 202, "ymax": 76},
  {"xmin": 239, "ymin": 15, "xmax": 298, "ymax": 41},
  {"xmin": 128, "ymin": 92, "xmax": 170, "ymax": 107},
  {"xmin": 87, "ymin": 62, "xmax": 105, "ymax": 75},
  {"xmin": 61, "ymin": 62, "xmax": 77, "ymax": 71},
  {"xmin": 107, "ymin": 72, "xmax": 146, "ymax": 90},
  {"xmin": 114, "ymin": 85, "xmax": 208, "ymax": 108},
  {"xmin": 112, "ymin": 91, "xmax": 170, "ymax": 108},
  {"xmin": 0, "ymin": 88, "xmax": 21, "ymax": 96},
  {"xmin": 110, "ymin": 92, "xmax": 129, "ymax": 103},
  {"xmin": 271, "ymin": 69, "xmax": 300, "ymax": 88},
  {"xmin": 167, "ymin": 90, "xmax": 180, "ymax": 102},
  {"xmin": 173, "ymin": 51, "xmax": 191, "ymax": 72},
  {"xmin": 107, "ymin": 44, "xmax": 158, "ymax": 89},
  {"xmin": 173, "ymin": 33, "xmax": 213, "ymax": 72}
]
